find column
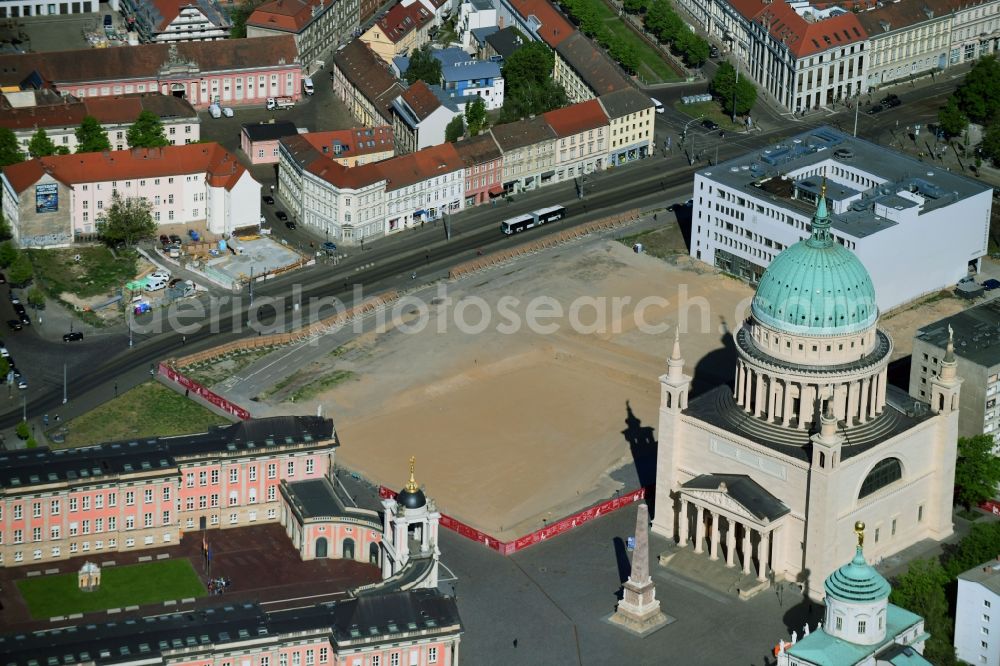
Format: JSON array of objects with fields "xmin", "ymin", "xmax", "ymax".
[
  {"xmin": 725, "ymin": 518, "xmax": 737, "ymax": 568},
  {"xmin": 709, "ymin": 511, "xmax": 720, "ymax": 560},
  {"xmin": 768, "ymin": 378, "xmax": 779, "ymax": 421},
  {"xmin": 782, "ymin": 382, "xmax": 794, "ymax": 427},
  {"xmin": 745, "ymin": 368, "xmax": 754, "ymax": 409},
  {"xmin": 421, "ymin": 518, "xmax": 429, "ymax": 552},
  {"xmin": 876, "ymin": 370, "xmax": 887, "ymax": 414},
  {"xmin": 798, "ymin": 385, "xmax": 814, "ymax": 430},
  {"xmin": 735, "ymin": 362, "xmax": 745, "ymax": 405},
  {"xmin": 859, "ymin": 377, "xmax": 871, "ymax": 424},
  {"xmin": 754, "ymin": 373, "xmax": 765, "ymax": 417},
  {"xmin": 846, "ymin": 380, "xmax": 858, "ymax": 426},
  {"xmin": 741, "ymin": 526, "xmax": 752, "ymax": 575},
  {"xmin": 694, "ymin": 505, "xmax": 705, "ymax": 554},
  {"xmin": 757, "ymin": 530, "xmax": 771, "ymax": 582},
  {"xmin": 678, "ymin": 498, "xmax": 690, "ymax": 546}
]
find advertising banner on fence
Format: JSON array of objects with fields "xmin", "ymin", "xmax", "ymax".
[{"xmin": 160, "ymin": 363, "xmax": 251, "ymax": 421}]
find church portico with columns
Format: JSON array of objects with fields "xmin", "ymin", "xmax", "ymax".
[{"xmin": 653, "ymin": 186, "xmax": 963, "ymax": 600}]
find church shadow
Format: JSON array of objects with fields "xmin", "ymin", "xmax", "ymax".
[
  {"xmin": 887, "ymin": 354, "xmax": 911, "ymax": 390},
  {"xmin": 612, "ymin": 536, "xmax": 631, "ymax": 601},
  {"xmin": 690, "ymin": 318, "xmax": 738, "ymax": 399},
  {"xmin": 673, "ymin": 206, "xmax": 693, "ymax": 251},
  {"xmin": 621, "ymin": 401, "xmax": 657, "ymax": 516}
]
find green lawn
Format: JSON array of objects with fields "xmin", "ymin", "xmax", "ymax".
[
  {"xmin": 673, "ymin": 100, "xmax": 744, "ymax": 131},
  {"xmin": 27, "ymin": 246, "xmax": 138, "ymax": 299},
  {"xmin": 16, "ymin": 559, "xmax": 206, "ymax": 618},
  {"xmin": 603, "ymin": 19, "xmax": 679, "ymax": 84},
  {"xmin": 289, "ymin": 370, "xmax": 356, "ymax": 402},
  {"xmin": 52, "ymin": 381, "xmax": 230, "ymax": 448}
]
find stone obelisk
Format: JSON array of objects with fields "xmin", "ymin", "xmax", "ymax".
[{"xmin": 609, "ymin": 502, "xmax": 671, "ymax": 635}]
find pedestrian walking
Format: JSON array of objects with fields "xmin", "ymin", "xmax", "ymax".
[
  {"xmin": 513, "ymin": 639, "xmax": 518, "ymax": 648},
  {"xmin": 114, "ymin": 382, "xmax": 118, "ymax": 398},
  {"xmin": 182, "ymin": 335, "xmax": 187, "ymax": 345},
  {"xmin": 185, "ymin": 389, "xmax": 190, "ymax": 398}
]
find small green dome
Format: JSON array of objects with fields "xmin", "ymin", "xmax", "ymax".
[
  {"xmin": 751, "ymin": 193, "xmax": 877, "ymax": 335},
  {"xmin": 824, "ymin": 546, "xmax": 891, "ymax": 603}
]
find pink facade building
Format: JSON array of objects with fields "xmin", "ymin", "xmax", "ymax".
[
  {"xmin": 241, "ymin": 120, "xmax": 301, "ymax": 165},
  {"xmin": 454, "ymin": 133, "xmax": 503, "ymax": 207},
  {"xmin": 0, "ymin": 37, "xmax": 301, "ymax": 109}
]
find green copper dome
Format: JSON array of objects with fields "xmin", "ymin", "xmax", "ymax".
[
  {"xmin": 824, "ymin": 546, "xmax": 891, "ymax": 603},
  {"xmin": 750, "ymin": 192, "xmax": 877, "ymax": 335}
]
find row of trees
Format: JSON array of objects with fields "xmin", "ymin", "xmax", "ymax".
[
  {"xmin": 889, "ymin": 434, "xmax": 1000, "ymax": 665},
  {"xmin": 937, "ymin": 56, "xmax": 1000, "ymax": 165},
  {"xmin": 0, "ymin": 110, "xmax": 170, "ymax": 168},
  {"xmin": 228, "ymin": 0, "xmax": 266, "ymax": 38},
  {"xmin": 446, "ymin": 97, "xmax": 489, "ymax": 142},
  {"xmin": 638, "ymin": 0, "xmax": 709, "ymax": 68},
  {"xmin": 558, "ymin": 0, "xmax": 643, "ymax": 74},
  {"xmin": 498, "ymin": 42, "xmax": 568, "ymax": 123}
]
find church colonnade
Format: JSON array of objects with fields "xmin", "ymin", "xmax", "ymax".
[
  {"xmin": 734, "ymin": 359, "xmax": 888, "ymax": 430},
  {"xmin": 676, "ymin": 495, "xmax": 780, "ymax": 582}
]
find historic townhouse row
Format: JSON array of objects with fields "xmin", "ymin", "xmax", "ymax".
[
  {"xmin": 292, "ymin": 87, "xmax": 654, "ymax": 244},
  {"xmin": 0, "ymin": 36, "xmax": 302, "ymax": 110},
  {"xmin": 248, "ymin": 0, "xmax": 361, "ymax": 76},
  {"xmin": 0, "ymin": 143, "xmax": 261, "ymax": 248},
  {"xmin": 678, "ymin": 0, "xmax": 1000, "ymax": 112}
]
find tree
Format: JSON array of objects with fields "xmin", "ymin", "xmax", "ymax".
[
  {"xmin": 955, "ymin": 55, "xmax": 1000, "ymax": 124},
  {"xmin": 938, "ymin": 95, "xmax": 969, "ymax": 138},
  {"xmin": 610, "ymin": 38, "xmax": 641, "ymax": 75},
  {"xmin": 955, "ymin": 433, "xmax": 1000, "ymax": 510},
  {"xmin": 944, "ymin": 522, "xmax": 1000, "ymax": 578},
  {"xmin": 15, "ymin": 420, "xmax": 29, "ymax": 440},
  {"xmin": 502, "ymin": 42, "xmax": 555, "ymax": 89},
  {"xmin": 229, "ymin": 0, "xmax": 265, "ymax": 38},
  {"xmin": 465, "ymin": 97, "xmax": 488, "ymax": 136},
  {"xmin": 8, "ymin": 252, "xmax": 32, "ymax": 286},
  {"xmin": 406, "ymin": 45, "xmax": 443, "ymax": 86},
  {"xmin": 711, "ymin": 61, "xmax": 756, "ymax": 117},
  {"xmin": 445, "ymin": 115, "xmax": 465, "ymax": 143},
  {"xmin": 75, "ymin": 116, "xmax": 112, "ymax": 153},
  {"xmin": 27, "ymin": 128, "xmax": 58, "ymax": 158},
  {"xmin": 890, "ymin": 558, "xmax": 958, "ymax": 665},
  {"xmin": 27, "ymin": 286, "xmax": 45, "ymax": 309},
  {"xmin": 979, "ymin": 120, "xmax": 1000, "ymax": 167},
  {"xmin": 0, "ymin": 358, "xmax": 9, "ymax": 382},
  {"xmin": 97, "ymin": 193, "xmax": 157, "ymax": 247},
  {"xmin": 0, "ymin": 127, "xmax": 23, "ymax": 167},
  {"xmin": 0, "ymin": 241, "xmax": 18, "ymax": 268},
  {"xmin": 126, "ymin": 110, "xmax": 169, "ymax": 149},
  {"xmin": 499, "ymin": 42, "xmax": 567, "ymax": 122}
]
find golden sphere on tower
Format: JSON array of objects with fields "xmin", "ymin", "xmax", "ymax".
[{"xmin": 854, "ymin": 521, "xmax": 865, "ymax": 532}]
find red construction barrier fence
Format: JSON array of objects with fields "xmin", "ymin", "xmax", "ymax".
[
  {"xmin": 159, "ymin": 362, "xmax": 252, "ymax": 421},
  {"xmin": 981, "ymin": 500, "xmax": 1000, "ymax": 516},
  {"xmin": 379, "ymin": 485, "xmax": 645, "ymax": 555}
]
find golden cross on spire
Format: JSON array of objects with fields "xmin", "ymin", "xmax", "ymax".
[{"xmin": 405, "ymin": 456, "xmax": 419, "ymax": 493}]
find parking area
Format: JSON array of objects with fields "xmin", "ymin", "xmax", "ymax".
[
  {"xmin": 3, "ymin": 2, "xmax": 120, "ymax": 52},
  {"xmin": 209, "ymin": 236, "xmax": 305, "ymax": 283}
]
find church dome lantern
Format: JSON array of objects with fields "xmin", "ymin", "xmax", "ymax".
[
  {"xmin": 396, "ymin": 457, "xmax": 426, "ymax": 510},
  {"xmin": 823, "ymin": 522, "xmax": 891, "ymax": 646}
]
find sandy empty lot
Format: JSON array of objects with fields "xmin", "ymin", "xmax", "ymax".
[{"xmin": 262, "ymin": 234, "xmax": 964, "ymax": 540}]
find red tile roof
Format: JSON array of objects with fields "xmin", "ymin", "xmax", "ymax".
[
  {"xmin": 0, "ymin": 36, "xmax": 298, "ymax": 87},
  {"xmin": 729, "ymin": 0, "xmax": 866, "ymax": 58},
  {"xmin": 0, "ymin": 94, "xmax": 197, "ymax": 132},
  {"xmin": 376, "ymin": 142, "xmax": 464, "ymax": 191},
  {"xmin": 542, "ymin": 98, "xmax": 608, "ymax": 137},
  {"xmin": 508, "ymin": 0, "xmax": 573, "ymax": 48},
  {"xmin": 247, "ymin": 0, "xmax": 322, "ymax": 34},
  {"xmin": 1, "ymin": 143, "xmax": 249, "ymax": 194},
  {"xmin": 376, "ymin": 2, "xmax": 433, "ymax": 44},
  {"xmin": 300, "ymin": 126, "xmax": 395, "ymax": 157},
  {"xmin": 399, "ymin": 80, "xmax": 442, "ymax": 122}
]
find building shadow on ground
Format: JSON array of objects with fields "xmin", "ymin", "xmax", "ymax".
[
  {"xmin": 622, "ymin": 400, "xmax": 657, "ymax": 516},
  {"xmin": 691, "ymin": 318, "xmax": 737, "ymax": 398},
  {"xmin": 612, "ymin": 536, "xmax": 631, "ymax": 601}
]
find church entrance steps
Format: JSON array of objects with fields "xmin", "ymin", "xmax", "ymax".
[{"xmin": 657, "ymin": 539, "xmax": 771, "ymax": 600}]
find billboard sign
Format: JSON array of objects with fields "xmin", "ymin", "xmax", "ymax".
[{"xmin": 35, "ymin": 183, "xmax": 58, "ymax": 213}]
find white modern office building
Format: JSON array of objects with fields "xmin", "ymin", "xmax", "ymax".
[
  {"xmin": 689, "ymin": 126, "xmax": 993, "ymax": 312},
  {"xmin": 957, "ymin": 560, "xmax": 1000, "ymax": 666}
]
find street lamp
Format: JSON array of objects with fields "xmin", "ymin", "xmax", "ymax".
[
  {"xmin": 732, "ymin": 66, "xmax": 740, "ymax": 124},
  {"xmin": 682, "ymin": 115, "xmax": 704, "ymax": 143}
]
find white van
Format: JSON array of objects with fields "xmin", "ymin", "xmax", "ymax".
[
  {"xmin": 144, "ymin": 279, "xmax": 168, "ymax": 292},
  {"xmin": 209, "ymin": 103, "xmax": 222, "ymax": 119},
  {"xmin": 303, "ymin": 77, "xmax": 315, "ymax": 95},
  {"xmin": 651, "ymin": 97, "xmax": 664, "ymax": 114}
]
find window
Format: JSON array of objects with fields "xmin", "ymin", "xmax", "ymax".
[
  {"xmin": 144, "ymin": 489, "xmax": 153, "ymax": 504},
  {"xmin": 125, "ymin": 517, "xmax": 134, "ymax": 530},
  {"xmin": 230, "ymin": 468, "xmax": 239, "ymax": 483},
  {"xmin": 319, "ymin": 648, "xmax": 328, "ymax": 664},
  {"xmin": 125, "ymin": 491, "xmax": 135, "ymax": 506},
  {"xmin": 983, "ymin": 641, "xmax": 989, "ymax": 649},
  {"xmin": 162, "ymin": 487, "xmax": 169, "ymax": 501},
  {"xmin": 230, "ymin": 512, "xmax": 238, "ymax": 524},
  {"xmin": 305, "ymin": 459, "xmax": 314, "ymax": 474},
  {"xmin": 267, "ymin": 486, "xmax": 276, "ymax": 502},
  {"xmin": 13, "ymin": 504, "xmax": 21, "ymax": 519},
  {"xmin": 211, "ymin": 494, "xmax": 219, "ymax": 508},
  {"xmin": 96, "ymin": 494, "xmax": 104, "ymax": 509},
  {"xmin": 858, "ymin": 620, "xmax": 867, "ymax": 634},
  {"xmin": 390, "ymin": 653, "xmax": 399, "ymax": 666},
  {"xmin": 187, "ymin": 473, "xmax": 195, "ymax": 487},
  {"xmin": 280, "ymin": 655, "xmax": 287, "ymax": 666},
  {"xmin": 13, "ymin": 529, "xmax": 23, "ymax": 544},
  {"xmin": 51, "ymin": 526, "xmax": 60, "ymax": 539},
  {"xmin": 32, "ymin": 527, "xmax": 41, "ymax": 541},
  {"xmin": 51, "ymin": 499, "xmax": 60, "ymax": 515},
  {"xmin": 249, "ymin": 466, "xmax": 257, "ymax": 481},
  {"xmin": 69, "ymin": 497, "xmax": 78, "ymax": 512},
  {"xmin": 292, "ymin": 653, "xmax": 301, "ymax": 666},
  {"xmin": 306, "ymin": 650, "xmax": 314, "ymax": 666},
  {"xmin": 287, "ymin": 461, "xmax": 295, "ymax": 477},
  {"xmin": 428, "ymin": 647, "xmax": 437, "ymax": 664},
  {"xmin": 985, "ymin": 614, "xmax": 991, "ymax": 622},
  {"xmin": 268, "ymin": 463, "xmax": 277, "ymax": 479},
  {"xmin": 82, "ymin": 496, "xmax": 90, "ymax": 511},
  {"xmin": 109, "ymin": 492, "xmax": 117, "ymax": 507},
  {"xmin": 211, "ymin": 469, "xmax": 219, "ymax": 484},
  {"xmin": 874, "ymin": 528, "xmax": 880, "ymax": 543},
  {"xmin": 199, "ymin": 471, "xmax": 207, "ymax": 486},
  {"xmin": 109, "ymin": 516, "xmax": 116, "ymax": 530},
  {"xmin": 987, "ymin": 600, "xmax": 993, "ymax": 608},
  {"xmin": 984, "ymin": 627, "xmax": 991, "ymax": 635},
  {"xmin": 918, "ymin": 505, "xmax": 924, "ymax": 522},
  {"xmin": 144, "ymin": 513, "xmax": 153, "ymax": 528},
  {"xmin": 835, "ymin": 616, "xmax": 843, "ymax": 630},
  {"xmin": 33, "ymin": 502, "xmax": 41, "ymax": 518},
  {"xmin": 858, "ymin": 458, "xmax": 902, "ymax": 498},
  {"xmin": 95, "ymin": 518, "xmax": 103, "ymax": 533}
]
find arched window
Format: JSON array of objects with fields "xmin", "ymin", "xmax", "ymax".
[{"xmin": 859, "ymin": 458, "xmax": 902, "ymax": 498}]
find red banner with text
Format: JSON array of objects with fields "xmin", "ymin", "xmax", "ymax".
[{"xmin": 159, "ymin": 362, "xmax": 251, "ymax": 421}]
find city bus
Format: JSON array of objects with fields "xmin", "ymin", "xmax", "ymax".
[{"xmin": 500, "ymin": 205, "xmax": 567, "ymax": 235}]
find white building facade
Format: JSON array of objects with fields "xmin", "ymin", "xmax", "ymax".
[
  {"xmin": 957, "ymin": 561, "xmax": 1000, "ymax": 666},
  {"xmin": 690, "ymin": 126, "xmax": 992, "ymax": 312}
]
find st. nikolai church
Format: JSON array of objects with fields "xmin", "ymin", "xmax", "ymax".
[{"xmin": 652, "ymin": 186, "xmax": 962, "ymax": 600}]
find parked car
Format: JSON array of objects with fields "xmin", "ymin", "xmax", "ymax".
[
  {"xmin": 263, "ymin": 195, "xmax": 275, "ymax": 205},
  {"xmin": 144, "ymin": 280, "xmax": 168, "ymax": 292},
  {"xmin": 188, "ymin": 229, "xmax": 201, "ymax": 242},
  {"xmin": 159, "ymin": 234, "xmax": 170, "ymax": 246},
  {"xmin": 134, "ymin": 302, "xmax": 151, "ymax": 314},
  {"xmin": 322, "ymin": 241, "xmax": 337, "ymax": 253},
  {"xmin": 17, "ymin": 310, "xmax": 30, "ymax": 325},
  {"xmin": 149, "ymin": 270, "xmax": 171, "ymax": 282},
  {"xmin": 0, "ymin": 345, "xmax": 8, "ymax": 357},
  {"xmin": 169, "ymin": 234, "xmax": 182, "ymax": 244},
  {"xmin": 983, "ymin": 278, "xmax": 1000, "ymax": 291},
  {"xmin": 16, "ymin": 376, "xmax": 26, "ymax": 390},
  {"xmin": 9, "ymin": 293, "xmax": 19, "ymax": 304},
  {"xmin": 222, "ymin": 107, "xmax": 234, "ymax": 118},
  {"xmin": 881, "ymin": 94, "xmax": 902, "ymax": 108},
  {"xmin": 7, "ymin": 320, "xmax": 22, "ymax": 331},
  {"xmin": 168, "ymin": 247, "xmax": 181, "ymax": 258},
  {"xmin": 285, "ymin": 220, "xmax": 297, "ymax": 230},
  {"xmin": 701, "ymin": 119, "xmax": 720, "ymax": 131},
  {"xmin": 209, "ymin": 103, "xmax": 222, "ymax": 119},
  {"xmin": 63, "ymin": 331, "xmax": 84, "ymax": 342},
  {"xmin": 709, "ymin": 45, "xmax": 720, "ymax": 58},
  {"xmin": 275, "ymin": 211, "xmax": 288, "ymax": 221},
  {"xmin": 867, "ymin": 104, "xmax": 885, "ymax": 115}
]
